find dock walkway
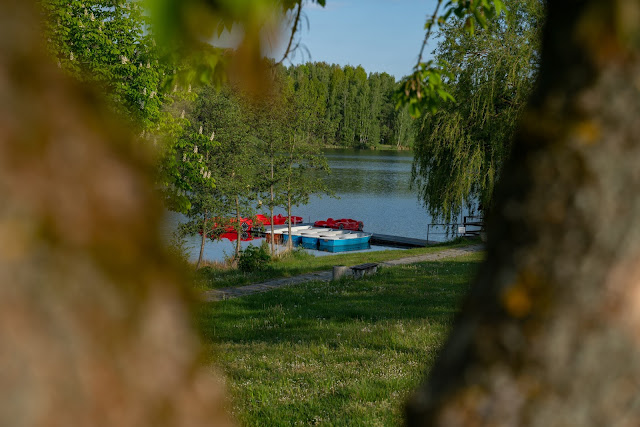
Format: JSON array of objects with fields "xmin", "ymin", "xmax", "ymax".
[
  {"xmin": 253, "ymin": 225, "xmax": 436, "ymax": 248},
  {"xmin": 201, "ymin": 244, "xmax": 483, "ymax": 302}
]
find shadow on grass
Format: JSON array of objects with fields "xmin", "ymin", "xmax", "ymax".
[
  {"xmin": 196, "ymin": 239, "xmax": 482, "ymax": 290},
  {"xmin": 197, "ymin": 257, "xmax": 481, "ymax": 347}
]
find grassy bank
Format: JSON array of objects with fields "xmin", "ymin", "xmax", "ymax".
[
  {"xmin": 198, "ymin": 252, "xmax": 482, "ymax": 426},
  {"xmin": 195, "ymin": 238, "xmax": 478, "ymax": 290}
]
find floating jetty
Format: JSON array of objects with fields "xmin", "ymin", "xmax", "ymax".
[
  {"xmin": 369, "ymin": 233, "xmax": 435, "ymax": 248},
  {"xmin": 252, "ymin": 224, "xmax": 437, "ymax": 248}
]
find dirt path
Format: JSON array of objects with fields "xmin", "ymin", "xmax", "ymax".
[{"xmin": 201, "ymin": 244, "xmax": 484, "ymax": 302}]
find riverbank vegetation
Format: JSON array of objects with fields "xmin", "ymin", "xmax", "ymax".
[
  {"xmin": 411, "ymin": 0, "xmax": 545, "ymax": 223},
  {"xmin": 40, "ymin": 0, "xmax": 423, "ymax": 264},
  {"xmin": 193, "ymin": 238, "xmax": 478, "ymax": 289},
  {"xmin": 198, "ymin": 252, "xmax": 482, "ymax": 425}
]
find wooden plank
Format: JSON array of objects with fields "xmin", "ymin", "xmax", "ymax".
[
  {"xmin": 351, "ymin": 262, "xmax": 379, "ymax": 270},
  {"xmin": 370, "ymin": 233, "xmax": 435, "ymax": 248}
]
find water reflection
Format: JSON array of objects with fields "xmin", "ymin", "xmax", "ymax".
[{"xmin": 163, "ymin": 148, "xmax": 469, "ymax": 262}]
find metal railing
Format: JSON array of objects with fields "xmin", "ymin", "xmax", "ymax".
[
  {"xmin": 426, "ymin": 223, "xmax": 464, "ymax": 243},
  {"xmin": 426, "ymin": 217, "xmax": 484, "ymax": 242}
]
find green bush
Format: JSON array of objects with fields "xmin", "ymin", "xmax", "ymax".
[{"xmin": 238, "ymin": 242, "xmax": 272, "ymax": 272}]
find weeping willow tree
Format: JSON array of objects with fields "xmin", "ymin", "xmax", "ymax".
[{"xmin": 411, "ymin": 0, "xmax": 545, "ymax": 222}]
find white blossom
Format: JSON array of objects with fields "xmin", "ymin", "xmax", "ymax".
[
  {"xmin": 70, "ymin": 52, "xmax": 74, "ymax": 61},
  {"xmin": 146, "ymin": 62, "xmax": 150, "ymax": 69},
  {"xmin": 200, "ymin": 167, "xmax": 204, "ymax": 174},
  {"xmin": 121, "ymin": 55, "xmax": 129, "ymax": 64},
  {"xmin": 207, "ymin": 171, "xmax": 212, "ymax": 179},
  {"xmin": 210, "ymin": 131, "xmax": 215, "ymax": 141},
  {"xmin": 199, "ymin": 125, "xmax": 203, "ymax": 134},
  {"xmin": 193, "ymin": 145, "xmax": 198, "ymax": 154},
  {"xmin": 150, "ymin": 91, "xmax": 156, "ymax": 98},
  {"xmin": 143, "ymin": 87, "xmax": 147, "ymax": 95},
  {"xmin": 182, "ymin": 153, "xmax": 187, "ymax": 162},
  {"xmin": 90, "ymin": 12, "xmax": 95, "ymax": 21},
  {"xmin": 180, "ymin": 110, "xmax": 185, "ymax": 119}
]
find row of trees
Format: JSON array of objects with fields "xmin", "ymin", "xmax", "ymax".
[
  {"xmin": 170, "ymin": 72, "xmax": 330, "ymax": 267},
  {"xmin": 285, "ymin": 63, "xmax": 417, "ymax": 149},
  {"xmin": 39, "ymin": 0, "xmax": 332, "ymax": 266}
]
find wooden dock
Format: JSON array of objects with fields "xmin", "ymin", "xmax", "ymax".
[
  {"xmin": 252, "ymin": 222, "xmax": 441, "ymax": 248},
  {"xmin": 370, "ymin": 233, "xmax": 435, "ymax": 248},
  {"xmin": 252, "ymin": 223, "xmax": 437, "ymax": 248}
]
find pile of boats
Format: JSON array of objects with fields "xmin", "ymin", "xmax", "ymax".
[
  {"xmin": 274, "ymin": 225, "xmax": 371, "ymax": 251},
  {"xmin": 206, "ymin": 214, "xmax": 304, "ymax": 233},
  {"xmin": 200, "ymin": 215, "xmax": 370, "ymax": 253},
  {"xmin": 313, "ymin": 217, "xmax": 363, "ymax": 231}
]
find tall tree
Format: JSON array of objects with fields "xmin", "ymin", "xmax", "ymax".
[
  {"xmin": 197, "ymin": 85, "xmax": 257, "ymax": 259},
  {"xmin": 40, "ymin": 0, "xmax": 167, "ymax": 131},
  {"xmin": 246, "ymin": 68, "xmax": 290, "ymax": 255},
  {"xmin": 173, "ymin": 122, "xmax": 217, "ymax": 269},
  {"xmin": 279, "ymin": 78, "xmax": 331, "ymax": 249},
  {"xmin": 411, "ymin": 0, "xmax": 544, "ymax": 223}
]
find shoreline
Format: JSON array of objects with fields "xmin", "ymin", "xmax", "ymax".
[{"xmin": 323, "ymin": 144, "xmax": 412, "ymax": 151}]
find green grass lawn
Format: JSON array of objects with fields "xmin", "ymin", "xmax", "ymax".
[
  {"xmin": 197, "ymin": 252, "xmax": 482, "ymax": 426},
  {"xmin": 195, "ymin": 237, "xmax": 478, "ymax": 290}
]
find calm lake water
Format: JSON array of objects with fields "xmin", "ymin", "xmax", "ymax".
[{"xmin": 164, "ymin": 148, "xmax": 464, "ymax": 262}]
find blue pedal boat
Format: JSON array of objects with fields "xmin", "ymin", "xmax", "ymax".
[{"xmin": 317, "ymin": 232, "xmax": 372, "ymax": 250}]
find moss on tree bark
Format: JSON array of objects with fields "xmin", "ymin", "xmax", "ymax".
[{"xmin": 407, "ymin": 2, "xmax": 640, "ymax": 425}]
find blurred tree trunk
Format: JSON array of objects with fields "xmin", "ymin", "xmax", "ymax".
[
  {"xmin": 407, "ymin": 1, "xmax": 640, "ymax": 425},
  {"xmin": 0, "ymin": 2, "xmax": 230, "ymax": 426}
]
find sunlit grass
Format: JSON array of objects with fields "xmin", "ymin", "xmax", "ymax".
[
  {"xmin": 194, "ymin": 237, "xmax": 479, "ymax": 290},
  {"xmin": 197, "ymin": 252, "xmax": 482, "ymax": 426}
]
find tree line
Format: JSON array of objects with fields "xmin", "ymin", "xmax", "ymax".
[
  {"xmin": 286, "ymin": 62, "xmax": 417, "ymax": 149},
  {"xmin": 173, "ymin": 74, "xmax": 330, "ymax": 266},
  {"xmin": 39, "ymin": 0, "xmax": 335, "ymax": 264}
]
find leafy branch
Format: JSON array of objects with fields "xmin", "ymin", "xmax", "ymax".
[{"xmin": 396, "ymin": 0, "xmax": 507, "ymax": 118}]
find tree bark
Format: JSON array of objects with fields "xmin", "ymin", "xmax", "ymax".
[
  {"xmin": 0, "ymin": 3, "xmax": 230, "ymax": 425},
  {"xmin": 407, "ymin": 2, "xmax": 640, "ymax": 425}
]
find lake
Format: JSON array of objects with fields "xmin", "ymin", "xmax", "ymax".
[{"xmin": 163, "ymin": 148, "xmax": 466, "ymax": 262}]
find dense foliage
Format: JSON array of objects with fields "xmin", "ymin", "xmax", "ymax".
[
  {"xmin": 286, "ymin": 63, "xmax": 417, "ymax": 149},
  {"xmin": 40, "ymin": 0, "xmax": 167, "ymax": 131},
  {"xmin": 411, "ymin": 0, "xmax": 544, "ymax": 223}
]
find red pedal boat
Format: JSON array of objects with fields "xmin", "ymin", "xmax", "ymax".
[
  {"xmin": 255, "ymin": 214, "xmax": 303, "ymax": 226},
  {"xmin": 313, "ymin": 217, "xmax": 363, "ymax": 231}
]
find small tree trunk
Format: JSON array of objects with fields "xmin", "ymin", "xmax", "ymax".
[
  {"xmin": 270, "ymin": 157, "xmax": 275, "ymax": 255},
  {"xmin": 287, "ymin": 192, "xmax": 292, "ymax": 251},
  {"xmin": 196, "ymin": 212, "xmax": 208, "ymax": 269},
  {"xmin": 287, "ymin": 143, "xmax": 294, "ymax": 251},
  {"xmin": 235, "ymin": 194, "xmax": 241, "ymax": 259}
]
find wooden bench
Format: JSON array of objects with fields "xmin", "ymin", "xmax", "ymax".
[{"xmin": 350, "ymin": 262, "xmax": 379, "ymax": 279}]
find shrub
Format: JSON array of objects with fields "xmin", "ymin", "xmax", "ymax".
[{"xmin": 238, "ymin": 242, "xmax": 272, "ymax": 272}]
